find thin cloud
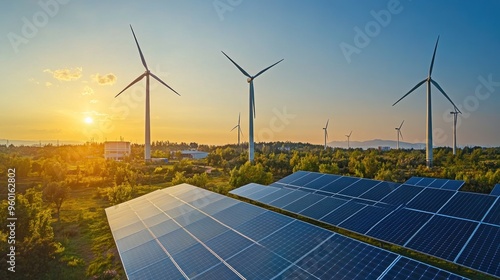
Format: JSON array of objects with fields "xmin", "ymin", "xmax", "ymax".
[
  {"xmin": 44, "ymin": 67, "xmax": 83, "ymax": 81},
  {"xmin": 82, "ymin": 85, "xmax": 94, "ymax": 96},
  {"xmin": 89, "ymin": 99, "xmax": 99, "ymax": 104},
  {"xmin": 92, "ymin": 73, "xmax": 117, "ymax": 85},
  {"xmin": 45, "ymin": 82, "xmax": 52, "ymax": 87}
]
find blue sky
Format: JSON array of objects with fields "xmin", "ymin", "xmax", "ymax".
[{"xmin": 1, "ymin": 0, "xmax": 499, "ymax": 146}]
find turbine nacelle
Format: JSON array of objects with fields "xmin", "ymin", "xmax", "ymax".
[{"xmin": 247, "ymin": 77, "xmax": 253, "ymax": 83}]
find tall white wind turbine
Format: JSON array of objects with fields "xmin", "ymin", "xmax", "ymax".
[
  {"xmin": 222, "ymin": 51, "xmax": 283, "ymax": 162},
  {"xmin": 392, "ymin": 36, "xmax": 461, "ymax": 167},
  {"xmin": 345, "ymin": 131, "xmax": 352, "ymax": 149},
  {"xmin": 230, "ymin": 113, "xmax": 243, "ymax": 147},
  {"xmin": 450, "ymin": 109, "xmax": 460, "ymax": 155},
  {"xmin": 323, "ymin": 119, "xmax": 329, "ymax": 150},
  {"xmin": 115, "ymin": 25, "xmax": 180, "ymax": 161},
  {"xmin": 395, "ymin": 120, "xmax": 404, "ymax": 149}
]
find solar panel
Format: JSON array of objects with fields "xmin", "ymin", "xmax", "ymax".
[
  {"xmin": 338, "ymin": 204, "xmax": 394, "ymax": 234},
  {"xmin": 319, "ymin": 176, "xmax": 360, "ymax": 193},
  {"xmin": 427, "ymin": 178, "xmax": 448, "ymax": 189},
  {"xmin": 302, "ymin": 173, "xmax": 342, "ymax": 190},
  {"xmin": 455, "ymin": 224, "xmax": 500, "ymax": 277},
  {"xmin": 405, "ymin": 176, "xmax": 423, "ymax": 185},
  {"xmin": 483, "ymin": 199, "xmax": 500, "ymax": 226},
  {"xmin": 491, "ymin": 184, "xmax": 500, "ymax": 196},
  {"xmin": 320, "ymin": 201, "xmax": 366, "ymax": 226},
  {"xmin": 406, "ymin": 215, "xmax": 478, "ymax": 261},
  {"xmin": 267, "ymin": 189, "xmax": 309, "ymax": 208},
  {"xmin": 108, "ymin": 183, "xmax": 469, "ymax": 279},
  {"xmin": 287, "ymin": 172, "xmax": 324, "ymax": 187},
  {"xmin": 275, "ymin": 170, "xmax": 309, "ymax": 184},
  {"xmin": 339, "ymin": 178, "xmax": 381, "ymax": 197},
  {"xmin": 441, "ymin": 180, "xmax": 465, "ymax": 191},
  {"xmin": 299, "ymin": 196, "xmax": 348, "ymax": 220},
  {"xmin": 414, "ymin": 177, "xmax": 436, "ymax": 187},
  {"xmin": 366, "ymin": 208, "xmax": 433, "ymax": 245},
  {"xmin": 359, "ymin": 181, "xmax": 400, "ymax": 201},
  {"xmin": 381, "ymin": 184, "xmax": 424, "ymax": 206},
  {"xmin": 438, "ymin": 192, "xmax": 497, "ymax": 221},
  {"xmin": 406, "ymin": 188, "xmax": 455, "ymax": 213},
  {"xmin": 281, "ymin": 193, "xmax": 326, "ymax": 213}
]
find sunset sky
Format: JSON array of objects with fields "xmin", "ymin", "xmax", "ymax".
[{"xmin": 1, "ymin": 1, "xmax": 499, "ymax": 147}]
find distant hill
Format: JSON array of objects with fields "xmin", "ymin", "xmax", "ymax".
[
  {"xmin": 0, "ymin": 139, "xmax": 84, "ymax": 146},
  {"xmin": 327, "ymin": 139, "xmax": 425, "ymax": 150}
]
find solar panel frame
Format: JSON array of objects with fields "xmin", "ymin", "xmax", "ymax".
[{"xmin": 483, "ymin": 198, "xmax": 500, "ymax": 226}]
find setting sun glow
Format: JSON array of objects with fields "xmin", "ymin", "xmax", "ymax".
[{"xmin": 84, "ymin": 117, "xmax": 93, "ymax": 124}]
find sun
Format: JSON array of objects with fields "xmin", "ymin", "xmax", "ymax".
[{"xmin": 84, "ymin": 116, "xmax": 93, "ymax": 124}]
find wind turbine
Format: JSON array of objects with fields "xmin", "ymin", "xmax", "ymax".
[
  {"xmin": 395, "ymin": 120, "xmax": 404, "ymax": 149},
  {"xmin": 392, "ymin": 36, "xmax": 461, "ymax": 167},
  {"xmin": 230, "ymin": 113, "xmax": 243, "ymax": 147},
  {"xmin": 323, "ymin": 119, "xmax": 329, "ymax": 150},
  {"xmin": 115, "ymin": 25, "xmax": 180, "ymax": 161},
  {"xmin": 450, "ymin": 109, "xmax": 460, "ymax": 155},
  {"xmin": 345, "ymin": 131, "xmax": 352, "ymax": 149},
  {"xmin": 222, "ymin": 51, "xmax": 283, "ymax": 162}
]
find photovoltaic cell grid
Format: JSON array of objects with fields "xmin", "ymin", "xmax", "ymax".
[
  {"xmin": 106, "ymin": 183, "xmax": 467, "ymax": 280},
  {"xmin": 405, "ymin": 176, "xmax": 465, "ymax": 191},
  {"xmin": 230, "ymin": 171, "xmax": 500, "ymax": 278}
]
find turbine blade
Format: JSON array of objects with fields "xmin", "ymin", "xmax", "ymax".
[
  {"xmin": 399, "ymin": 130, "xmax": 404, "ymax": 140},
  {"xmin": 392, "ymin": 79, "xmax": 427, "ymax": 106},
  {"xmin": 253, "ymin": 59, "xmax": 284, "ymax": 79},
  {"xmin": 221, "ymin": 51, "xmax": 251, "ymax": 78},
  {"xmin": 399, "ymin": 120, "xmax": 404, "ymax": 129},
  {"xmin": 239, "ymin": 128, "xmax": 244, "ymax": 138},
  {"xmin": 429, "ymin": 35, "xmax": 440, "ymax": 77},
  {"xmin": 150, "ymin": 72, "xmax": 180, "ymax": 96},
  {"xmin": 130, "ymin": 25, "xmax": 148, "ymax": 70},
  {"xmin": 325, "ymin": 119, "xmax": 329, "ymax": 129},
  {"xmin": 238, "ymin": 112, "xmax": 240, "ymax": 125},
  {"xmin": 230, "ymin": 125, "xmax": 238, "ymax": 132},
  {"xmin": 431, "ymin": 79, "xmax": 462, "ymax": 113},
  {"xmin": 325, "ymin": 130, "xmax": 329, "ymax": 139},
  {"xmin": 115, "ymin": 73, "xmax": 146, "ymax": 98}
]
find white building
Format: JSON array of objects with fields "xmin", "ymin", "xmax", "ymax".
[{"xmin": 104, "ymin": 141, "xmax": 131, "ymax": 160}]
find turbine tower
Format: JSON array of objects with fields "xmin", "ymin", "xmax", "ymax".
[
  {"xmin": 395, "ymin": 120, "xmax": 404, "ymax": 149},
  {"xmin": 230, "ymin": 113, "xmax": 243, "ymax": 147},
  {"xmin": 222, "ymin": 51, "xmax": 283, "ymax": 162},
  {"xmin": 392, "ymin": 36, "xmax": 461, "ymax": 167},
  {"xmin": 450, "ymin": 109, "xmax": 460, "ymax": 155},
  {"xmin": 323, "ymin": 119, "xmax": 329, "ymax": 150},
  {"xmin": 345, "ymin": 131, "xmax": 352, "ymax": 149},
  {"xmin": 115, "ymin": 25, "xmax": 180, "ymax": 161}
]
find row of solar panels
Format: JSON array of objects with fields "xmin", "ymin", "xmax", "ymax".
[
  {"xmin": 404, "ymin": 176, "xmax": 465, "ymax": 190},
  {"xmin": 106, "ymin": 184, "xmax": 468, "ymax": 279},
  {"xmin": 230, "ymin": 172, "xmax": 500, "ymax": 278}
]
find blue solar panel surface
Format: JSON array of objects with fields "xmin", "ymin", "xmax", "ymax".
[
  {"xmin": 231, "ymin": 171, "xmax": 499, "ymax": 278},
  {"xmin": 491, "ymin": 183, "xmax": 500, "ymax": 196},
  {"xmin": 107, "ymin": 183, "xmax": 468, "ymax": 279}
]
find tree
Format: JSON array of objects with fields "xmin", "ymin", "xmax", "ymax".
[
  {"xmin": 229, "ymin": 162, "xmax": 273, "ymax": 188},
  {"xmin": 43, "ymin": 182, "xmax": 69, "ymax": 222}
]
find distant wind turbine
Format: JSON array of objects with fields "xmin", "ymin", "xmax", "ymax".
[
  {"xmin": 115, "ymin": 25, "xmax": 180, "ymax": 161},
  {"xmin": 345, "ymin": 131, "xmax": 352, "ymax": 149},
  {"xmin": 395, "ymin": 120, "xmax": 404, "ymax": 149},
  {"xmin": 222, "ymin": 51, "xmax": 283, "ymax": 162},
  {"xmin": 230, "ymin": 113, "xmax": 243, "ymax": 147},
  {"xmin": 323, "ymin": 119, "xmax": 329, "ymax": 150},
  {"xmin": 392, "ymin": 36, "xmax": 461, "ymax": 167},
  {"xmin": 450, "ymin": 109, "xmax": 460, "ymax": 155}
]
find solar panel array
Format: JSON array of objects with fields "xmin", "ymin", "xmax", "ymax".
[
  {"xmin": 491, "ymin": 184, "xmax": 500, "ymax": 196},
  {"xmin": 405, "ymin": 176, "xmax": 465, "ymax": 190},
  {"xmin": 106, "ymin": 183, "xmax": 468, "ymax": 280},
  {"xmin": 230, "ymin": 171, "xmax": 500, "ymax": 278}
]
